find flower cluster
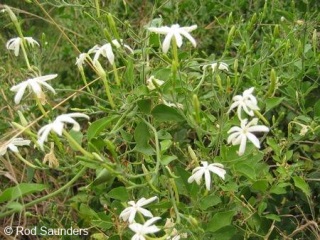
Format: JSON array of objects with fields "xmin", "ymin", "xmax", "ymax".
[
  {"xmin": 119, "ymin": 196, "xmax": 161, "ymax": 239},
  {"xmin": 227, "ymin": 87, "xmax": 269, "ymax": 155}
]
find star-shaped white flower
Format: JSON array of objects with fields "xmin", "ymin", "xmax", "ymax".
[
  {"xmin": 90, "ymin": 39, "xmax": 133, "ymax": 66},
  {"xmin": 187, "ymin": 161, "xmax": 226, "ymax": 191},
  {"xmin": 227, "ymin": 87, "xmax": 260, "ymax": 120},
  {"xmin": 37, "ymin": 113, "xmax": 90, "ymax": 150},
  {"xmin": 119, "ymin": 196, "xmax": 158, "ymax": 223},
  {"xmin": 10, "ymin": 74, "xmax": 58, "ymax": 104},
  {"xmin": 0, "ymin": 138, "xmax": 31, "ymax": 156},
  {"xmin": 129, "ymin": 217, "xmax": 161, "ymax": 240},
  {"xmin": 227, "ymin": 118, "xmax": 269, "ymax": 156},
  {"xmin": 6, "ymin": 37, "xmax": 39, "ymax": 56},
  {"xmin": 204, "ymin": 62, "xmax": 229, "ymax": 73},
  {"xmin": 148, "ymin": 24, "xmax": 197, "ymax": 53}
]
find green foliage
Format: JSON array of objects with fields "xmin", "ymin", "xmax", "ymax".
[{"xmin": 1, "ymin": 0, "xmax": 320, "ymax": 239}]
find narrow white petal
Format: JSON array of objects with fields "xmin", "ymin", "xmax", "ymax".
[
  {"xmin": 8, "ymin": 144, "xmax": 19, "ymax": 153},
  {"xmin": 238, "ymin": 135, "xmax": 247, "ymax": 155},
  {"xmin": 208, "ymin": 164, "xmax": 226, "ymax": 180},
  {"xmin": 179, "ymin": 30, "xmax": 197, "ymax": 47},
  {"xmin": 204, "ymin": 170, "xmax": 211, "ymax": 190},
  {"xmin": 248, "ymin": 125, "xmax": 269, "ymax": 132},
  {"xmin": 227, "ymin": 102, "xmax": 239, "ymax": 113},
  {"xmin": 128, "ymin": 210, "xmax": 137, "ymax": 223},
  {"xmin": 181, "ymin": 25, "xmax": 198, "ymax": 32},
  {"xmin": 29, "ymin": 80, "xmax": 42, "ymax": 97},
  {"xmin": 105, "ymin": 44, "xmax": 115, "ymax": 65},
  {"xmin": 174, "ymin": 33, "xmax": 183, "ymax": 48},
  {"xmin": 37, "ymin": 80, "xmax": 56, "ymax": 94},
  {"xmin": 162, "ymin": 32, "xmax": 173, "ymax": 53},
  {"xmin": 138, "ymin": 208, "xmax": 153, "ymax": 218},
  {"xmin": 227, "ymin": 126, "xmax": 242, "ymax": 134},
  {"xmin": 148, "ymin": 26, "xmax": 170, "ymax": 34},
  {"xmin": 246, "ymin": 133, "xmax": 261, "ymax": 148},
  {"xmin": 138, "ymin": 196, "xmax": 158, "ymax": 206},
  {"xmin": 144, "ymin": 216, "xmax": 161, "ymax": 227},
  {"xmin": 11, "ymin": 138, "xmax": 31, "ymax": 146},
  {"xmin": 12, "ymin": 83, "xmax": 28, "ymax": 104},
  {"xmin": 35, "ymin": 74, "xmax": 58, "ymax": 82}
]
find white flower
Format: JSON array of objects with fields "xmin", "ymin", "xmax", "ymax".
[
  {"xmin": 146, "ymin": 76, "xmax": 165, "ymax": 90},
  {"xmin": 37, "ymin": 113, "xmax": 89, "ymax": 150},
  {"xmin": 148, "ymin": 24, "xmax": 197, "ymax": 53},
  {"xmin": 204, "ymin": 62, "xmax": 229, "ymax": 73},
  {"xmin": 0, "ymin": 138, "xmax": 31, "ymax": 156},
  {"xmin": 227, "ymin": 87, "xmax": 260, "ymax": 120},
  {"xmin": 75, "ymin": 53, "xmax": 88, "ymax": 69},
  {"xmin": 187, "ymin": 161, "xmax": 226, "ymax": 191},
  {"xmin": 6, "ymin": 37, "xmax": 39, "ymax": 56},
  {"xmin": 119, "ymin": 196, "xmax": 158, "ymax": 223},
  {"xmin": 90, "ymin": 39, "xmax": 133, "ymax": 66},
  {"xmin": 129, "ymin": 217, "xmax": 161, "ymax": 240},
  {"xmin": 10, "ymin": 74, "xmax": 57, "ymax": 104},
  {"xmin": 227, "ymin": 118, "xmax": 269, "ymax": 156}
]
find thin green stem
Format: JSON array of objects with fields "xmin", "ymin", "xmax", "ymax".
[
  {"xmin": 112, "ymin": 63, "xmax": 121, "ymax": 86},
  {"xmin": 0, "ymin": 166, "xmax": 87, "ymax": 219},
  {"xmin": 14, "ymin": 152, "xmax": 42, "ymax": 169},
  {"xmin": 35, "ymin": 97, "xmax": 48, "ymax": 118},
  {"xmin": 20, "ymin": 41, "xmax": 32, "ymax": 70},
  {"xmin": 62, "ymin": 130, "xmax": 95, "ymax": 159},
  {"xmin": 254, "ymin": 110, "xmax": 270, "ymax": 126},
  {"xmin": 101, "ymin": 74, "xmax": 116, "ymax": 109}
]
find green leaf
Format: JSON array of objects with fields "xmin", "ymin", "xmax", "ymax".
[
  {"xmin": 137, "ymin": 99, "xmax": 152, "ymax": 114},
  {"xmin": 252, "ymin": 180, "xmax": 269, "ymax": 193},
  {"xmin": 151, "ymin": 104, "xmax": 184, "ymax": 122},
  {"xmin": 314, "ymin": 99, "xmax": 320, "ymax": 118},
  {"xmin": 160, "ymin": 139, "xmax": 172, "ymax": 152},
  {"xmin": 199, "ymin": 195, "xmax": 221, "ymax": 210},
  {"xmin": 134, "ymin": 122, "xmax": 154, "ymax": 155},
  {"xmin": 293, "ymin": 176, "xmax": 311, "ymax": 196},
  {"xmin": 234, "ymin": 163, "xmax": 256, "ymax": 180},
  {"xmin": 161, "ymin": 155, "xmax": 177, "ymax": 165},
  {"xmin": 108, "ymin": 187, "xmax": 129, "ymax": 201},
  {"xmin": 6, "ymin": 202, "xmax": 23, "ymax": 211},
  {"xmin": 205, "ymin": 210, "xmax": 236, "ymax": 232},
  {"xmin": 265, "ymin": 214, "xmax": 281, "ymax": 222},
  {"xmin": 87, "ymin": 116, "xmax": 119, "ymax": 141},
  {"xmin": 265, "ymin": 97, "xmax": 284, "ymax": 112},
  {"xmin": 91, "ymin": 168, "xmax": 114, "ymax": 186},
  {"xmin": 0, "ymin": 183, "xmax": 47, "ymax": 203},
  {"xmin": 68, "ymin": 130, "xmax": 83, "ymax": 150},
  {"xmin": 270, "ymin": 183, "xmax": 290, "ymax": 195},
  {"xmin": 92, "ymin": 213, "xmax": 113, "ymax": 230},
  {"xmin": 209, "ymin": 226, "xmax": 237, "ymax": 240}
]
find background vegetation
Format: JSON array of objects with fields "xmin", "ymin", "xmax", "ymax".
[{"xmin": 0, "ymin": 0, "xmax": 320, "ymax": 239}]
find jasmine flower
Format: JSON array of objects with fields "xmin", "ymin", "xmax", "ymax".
[
  {"xmin": 188, "ymin": 161, "xmax": 226, "ymax": 191},
  {"xmin": 6, "ymin": 37, "xmax": 39, "ymax": 56},
  {"xmin": 227, "ymin": 118, "xmax": 269, "ymax": 156},
  {"xmin": 129, "ymin": 217, "xmax": 161, "ymax": 240},
  {"xmin": 37, "ymin": 113, "xmax": 89, "ymax": 150},
  {"xmin": 10, "ymin": 74, "xmax": 57, "ymax": 104},
  {"xmin": 0, "ymin": 138, "xmax": 31, "ymax": 156},
  {"xmin": 148, "ymin": 24, "xmax": 197, "ymax": 53},
  {"xmin": 227, "ymin": 87, "xmax": 260, "ymax": 120},
  {"xmin": 90, "ymin": 39, "xmax": 133, "ymax": 66},
  {"xmin": 119, "ymin": 196, "xmax": 158, "ymax": 223}
]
